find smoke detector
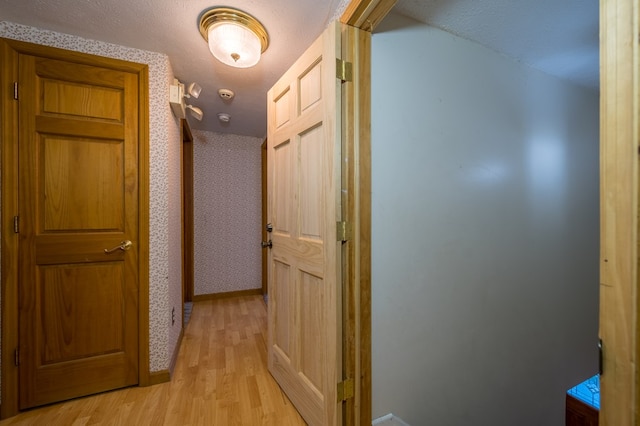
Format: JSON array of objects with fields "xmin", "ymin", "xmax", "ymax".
[
  {"xmin": 217, "ymin": 113, "xmax": 231, "ymax": 123},
  {"xmin": 218, "ymin": 88, "xmax": 235, "ymax": 101}
]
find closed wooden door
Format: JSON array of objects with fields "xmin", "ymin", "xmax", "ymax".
[
  {"xmin": 18, "ymin": 55, "xmax": 139, "ymax": 409},
  {"xmin": 266, "ymin": 21, "xmax": 343, "ymax": 426}
]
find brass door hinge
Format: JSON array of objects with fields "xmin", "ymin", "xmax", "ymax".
[
  {"xmin": 13, "ymin": 216, "xmax": 19, "ymax": 233},
  {"xmin": 336, "ymin": 59, "xmax": 353, "ymax": 82},
  {"xmin": 14, "ymin": 81, "xmax": 18, "ymax": 100},
  {"xmin": 14, "ymin": 347, "xmax": 20, "ymax": 366},
  {"xmin": 337, "ymin": 378, "xmax": 354, "ymax": 402},
  {"xmin": 337, "ymin": 221, "xmax": 352, "ymax": 242}
]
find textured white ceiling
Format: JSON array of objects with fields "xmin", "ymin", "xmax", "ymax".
[
  {"xmin": 0, "ymin": 0, "xmax": 350, "ymax": 136},
  {"xmin": 393, "ymin": 0, "xmax": 599, "ymax": 89},
  {"xmin": 0, "ymin": 0, "xmax": 598, "ymax": 136}
]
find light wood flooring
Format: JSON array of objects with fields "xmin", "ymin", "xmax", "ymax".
[{"xmin": 1, "ymin": 295, "xmax": 306, "ymax": 425}]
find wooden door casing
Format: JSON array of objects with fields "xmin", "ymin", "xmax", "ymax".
[
  {"xmin": 267, "ymin": 21, "xmax": 343, "ymax": 426},
  {"xmin": 1, "ymin": 38, "xmax": 147, "ymax": 422},
  {"xmin": 182, "ymin": 119, "xmax": 194, "ymax": 306},
  {"xmin": 262, "ymin": 139, "xmax": 268, "ymax": 296},
  {"xmin": 599, "ymin": 0, "xmax": 639, "ymax": 423}
]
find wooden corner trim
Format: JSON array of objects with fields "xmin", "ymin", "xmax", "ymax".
[
  {"xmin": 148, "ymin": 370, "xmax": 171, "ymax": 386},
  {"xmin": 340, "ymin": 0, "xmax": 397, "ymax": 32},
  {"xmin": 0, "ymin": 38, "xmax": 20, "ymax": 421}
]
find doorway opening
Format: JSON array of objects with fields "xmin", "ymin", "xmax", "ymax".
[{"xmin": 181, "ymin": 119, "xmax": 194, "ymax": 326}]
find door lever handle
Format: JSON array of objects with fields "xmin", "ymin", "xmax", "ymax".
[{"xmin": 104, "ymin": 240, "xmax": 132, "ymax": 254}]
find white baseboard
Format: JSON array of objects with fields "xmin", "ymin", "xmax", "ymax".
[{"xmin": 372, "ymin": 413, "xmax": 411, "ymax": 426}]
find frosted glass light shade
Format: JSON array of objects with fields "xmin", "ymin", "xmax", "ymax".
[
  {"xmin": 208, "ymin": 22, "xmax": 261, "ymax": 68},
  {"xmin": 199, "ymin": 7, "xmax": 269, "ymax": 69}
]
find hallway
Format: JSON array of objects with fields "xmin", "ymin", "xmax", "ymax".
[{"xmin": 1, "ymin": 296, "xmax": 305, "ymax": 425}]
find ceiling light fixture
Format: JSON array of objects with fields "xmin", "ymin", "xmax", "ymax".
[{"xmin": 198, "ymin": 7, "xmax": 269, "ymax": 68}]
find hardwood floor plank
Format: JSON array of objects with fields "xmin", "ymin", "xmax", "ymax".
[{"xmin": 1, "ymin": 296, "xmax": 305, "ymax": 426}]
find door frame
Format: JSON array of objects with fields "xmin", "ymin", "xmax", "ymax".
[
  {"xmin": 0, "ymin": 38, "xmax": 151, "ymax": 419},
  {"xmin": 261, "ymin": 139, "xmax": 268, "ymax": 296},
  {"xmin": 598, "ymin": 0, "xmax": 640, "ymax": 423},
  {"xmin": 181, "ymin": 118, "xmax": 194, "ymax": 313},
  {"xmin": 340, "ymin": 2, "xmax": 640, "ymax": 425},
  {"xmin": 336, "ymin": 2, "xmax": 395, "ymax": 424}
]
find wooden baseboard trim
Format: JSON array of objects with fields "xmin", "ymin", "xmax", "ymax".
[
  {"xmin": 193, "ymin": 288, "xmax": 262, "ymax": 301},
  {"xmin": 148, "ymin": 370, "xmax": 170, "ymax": 386}
]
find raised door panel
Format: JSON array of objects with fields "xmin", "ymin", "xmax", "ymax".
[
  {"xmin": 272, "ymin": 260, "xmax": 292, "ymax": 359},
  {"xmin": 42, "ymin": 136, "xmax": 124, "ymax": 231},
  {"xmin": 299, "ymin": 126, "xmax": 324, "ymax": 241},
  {"xmin": 273, "ymin": 139, "xmax": 292, "ymax": 236},
  {"xmin": 39, "ymin": 264, "xmax": 125, "ymax": 362}
]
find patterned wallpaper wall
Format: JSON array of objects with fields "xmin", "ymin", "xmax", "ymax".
[
  {"xmin": 193, "ymin": 131, "xmax": 263, "ymax": 295},
  {"xmin": 0, "ymin": 21, "xmax": 181, "ymax": 376}
]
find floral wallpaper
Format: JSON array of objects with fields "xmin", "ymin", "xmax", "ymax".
[
  {"xmin": 0, "ymin": 21, "xmax": 182, "ymax": 382},
  {"xmin": 192, "ymin": 131, "xmax": 263, "ymax": 296}
]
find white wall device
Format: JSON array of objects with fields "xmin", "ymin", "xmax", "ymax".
[{"xmin": 169, "ymin": 79, "xmax": 203, "ymax": 121}]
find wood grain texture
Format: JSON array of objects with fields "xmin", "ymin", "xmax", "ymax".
[
  {"xmin": 148, "ymin": 370, "xmax": 171, "ymax": 386},
  {"xmin": 0, "ymin": 38, "xmax": 21, "ymax": 420},
  {"xmin": 262, "ymin": 139, "xmax": 268, "ymax": 295},
  {"xmin": 599, "ymin": 0, "xmax": 639, "ymax": 424},
  {"xmin": 341, "ymin": 24, "xmax": 372, "ymax": 426},
  {"xmin": 18, "ymin": 54, "xmax": 139, "ymax": 409},
  {"xmin": 0, "ymin": 38, "xmax": 150, "ymax": 418},
  {"xmin": 340, "ymin": 0, "xmax": 397, "ymax": 31},
  {"xmin": 0, "ymin": 296, "xmax": 305, "ymax": 425},
  {"xmin": 267, "ymin": 21, "xmax": 342, "ymax": 426},
  {"xmin": 136, "ymin": 63, "xmax": 150, "ymax": 388},
  {"xmin": 566, "ymin": 395, "xmax": 599, "ymax": 426},
  {"xmin": 181, "ymin": 119, "xmax": 194, "ymax": 304},
  {"xmin": 340, "ymin": 2, "xmax": 384, "ymax": 423}
]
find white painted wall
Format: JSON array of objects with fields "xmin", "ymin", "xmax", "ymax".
[{"xmin": 371, "ymin": 13, "xmax": 599, "ymax": 426}]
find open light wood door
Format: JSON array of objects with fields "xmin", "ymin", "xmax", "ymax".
[
  {"xmin": 267, "ymin": 21, "xmax": 343, "ymax": 426},
  {"xmin": 17, "ymin": 55, "xmax": 139, "ymax": 409}
]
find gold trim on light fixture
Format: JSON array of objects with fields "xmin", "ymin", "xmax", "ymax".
[{"xmin": 198, "ymin": 7, "xmax": 269, "ymax": 67}]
